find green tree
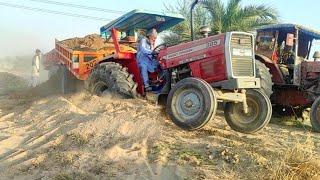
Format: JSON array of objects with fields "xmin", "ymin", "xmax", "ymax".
[
  {"xmin": 163, "ymin": 0, "xmax": 211, "ymax": 45},
  {"xmin": 163, "ymin": 0, "xmax": 278, "ymax": 44},
  {"xmin": 204, "ymin": 0, "xmax": 278, "ymax": 33}
]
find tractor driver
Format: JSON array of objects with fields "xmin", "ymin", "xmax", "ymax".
[{"xmin": 137, "ymin": 28, "xmax": 160, "ymax": 91}]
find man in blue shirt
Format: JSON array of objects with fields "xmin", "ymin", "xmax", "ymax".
[{"xmin": 137, "ymin": 28, "xmax": 160, "ymax": 91}]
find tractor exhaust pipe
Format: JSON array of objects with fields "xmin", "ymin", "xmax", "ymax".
[{"xmin": 190, "ymin": 0, "xmax": 200, "ymax": 41}]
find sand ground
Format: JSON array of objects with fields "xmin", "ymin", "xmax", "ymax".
[{"xmin": 0, "ymin": 72, "xmax": 320, "ymax": 180}]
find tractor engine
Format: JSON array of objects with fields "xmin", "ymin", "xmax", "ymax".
[
  {"xmin": 158, "ymin": 32, "xmax": 260, "ymax": 90},
  {"xmin": 158, "ymin": 31, "xmax": 272, "ymax": 134}
]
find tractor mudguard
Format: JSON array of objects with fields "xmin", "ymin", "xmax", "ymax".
[{"xmin": 256, "ymin": 54, "xmax": 285, "ymax": 84}]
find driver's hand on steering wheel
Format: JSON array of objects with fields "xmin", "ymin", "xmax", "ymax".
[
  {"xmin": 151, "ymin": 51, "xmax": 158, "ymax": 56},
  {"xmin": 151, "ymin": 51, "xmax": 160, "ymax": 59}
]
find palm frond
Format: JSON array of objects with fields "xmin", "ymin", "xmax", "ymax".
[
  {"xmin": 222, "ymin": 0, "xmax": 242, "ymax": 32},
  {"xmin": 161, "ymin": 0, "xmax": 279, "ymax": 45},
  {"xmin": 203, "ymin": 0, "xmax": 225, "ymax": 34},
  {"xmin": 238, "ymin": 5, "xmax": 278, "ymax": 21}
]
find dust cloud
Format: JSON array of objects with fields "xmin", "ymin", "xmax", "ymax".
[{"xmin": 0, "ymin": 56, "xmax": 48, "ymax": 84}]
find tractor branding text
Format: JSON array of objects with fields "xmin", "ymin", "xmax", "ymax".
[
  {"xmin": 178, "ymin": 54, "xmax": 207, "ymax": 65},
  {"xmin": 164, "ymin": 39, "xmax": 221, "ymax": 60}
]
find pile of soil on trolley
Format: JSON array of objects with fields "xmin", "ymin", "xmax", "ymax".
[{"xmin": 59, "ymin": 34, "xmax": 136, "ymax": 53}]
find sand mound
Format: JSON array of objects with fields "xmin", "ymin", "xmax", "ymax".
[
  {"xmin": 0, "ymin": 92, "xmax": 166, "ymax": 179},
  {"xmin": 0, "ymin": 56, "xmax": 32, "ymax": 73},
  {"xmin": 0, "ymin": 77, "xmax": 320, "ymax": 179},
  {"xmin": 0, "ymin": 56, "xmax": 48, "ymax": 84},
  {"xmin": 0, "ymin": 72, "xmax": 28, "ymax": 95},
  {"xmin": 0, "ymin": 71, "xmax": 63, "ymax": 99},
  {"xmin": 60, "ymin": 34, "xmax": 106, "ymax": 51}
]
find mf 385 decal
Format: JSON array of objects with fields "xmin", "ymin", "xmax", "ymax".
[{"xmin": 164, "ymin": 39, "xmax": 221, "ymax": 60}]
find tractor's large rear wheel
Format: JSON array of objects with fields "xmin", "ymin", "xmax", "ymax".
[
  {"xmin": 85, "ymin": 62, "xmax": 137, "ymax": 98},
  {"xmin": 224, "ymin": 89, "xmax": 272, "ymax": 133},
  {"xmin": 256, "ymin": 60, "xmax": 273, "ymax": 97},
  {"xmin": 167, "ymin": 78, "xmax": 217, "ymax": 131},
  {"xmin": 310, "ymin": 97, "xmax": 320, "ymax": 132}
]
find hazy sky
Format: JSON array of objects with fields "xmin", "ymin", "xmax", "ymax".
[{"xmin": 0, "ymin": 0, "xmax": 319, "ymax": 57}]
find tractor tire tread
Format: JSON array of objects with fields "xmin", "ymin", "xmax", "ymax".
[
  {"xmin": 256, "ymin": 60, "xmax": 274, "ymax": 97},
  {"xmin": 85, "ymin": 62, "xmax": 137, "ymax": 98}
]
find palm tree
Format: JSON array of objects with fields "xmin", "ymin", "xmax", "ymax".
[
  {"xmin": 203, "ymin": 0, "xmax": 278, "ymax": 33},
  {"xmin": 163, "ymin": 0, "xmax": 211, "ymax": 45},
  {"xmin": 163, "ymin": 0, "xmax": 278, "ymax": 44}
]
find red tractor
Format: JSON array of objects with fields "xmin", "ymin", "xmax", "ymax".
[
  {"xmin": 255, "ymin": 23, "xmax": 320, "ymax": 131},
  {"xmin": 45, "ymin": 6, "xmax": 272, "ymax": 133},
  {"xmin": 46, "ymin": 0, "xmax": 272, "ymax": 133}
]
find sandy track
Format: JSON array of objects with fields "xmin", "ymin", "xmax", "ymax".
[{"xmin": 0, "ymin": 73, "xmax": 320, "ymax": 179}]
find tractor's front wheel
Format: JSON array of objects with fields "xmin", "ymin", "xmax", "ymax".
[
  {"xmin": 310, "ymin": 97, "xmax": 320, "ymax": 132},
  {"xmin": 224, "ymin": 89, "xmax": 272, "ymax": 133},
  {"xmin": 167, "ymin": 78, "xmax": 217, "ymax": 131},
  {"xmin": 85, "ymin": 62, "xmax": 137, "ymax": 98}
]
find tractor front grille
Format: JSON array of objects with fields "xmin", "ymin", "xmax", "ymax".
[{"xmin": 230, "ymin": 33, "xmax": 254, "ymax": 77}]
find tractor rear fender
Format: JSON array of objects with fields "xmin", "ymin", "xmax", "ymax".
[
  {"xmin": 97, "ymin": 57, "xmax": 115, "ymax": 65},
  {"xmin": 255, "ymin": 54, "xmax": 285, "ymax": 84}
]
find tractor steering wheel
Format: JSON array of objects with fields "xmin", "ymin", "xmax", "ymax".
[{"xmin": 152, "ymin": 43, "xmax": 167, "ymax": 58}]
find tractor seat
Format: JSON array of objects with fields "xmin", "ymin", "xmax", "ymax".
[
  {"xmin": 279, "ymin": 64, "xmax": 290, "ymax": 83},
  {"xmin": 279, "ymin": 64, "xmax": 294, "ymax": 84},
  {"xmin": 279, "ymin": 64, "xmax": 289, "ymax": 77}
]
